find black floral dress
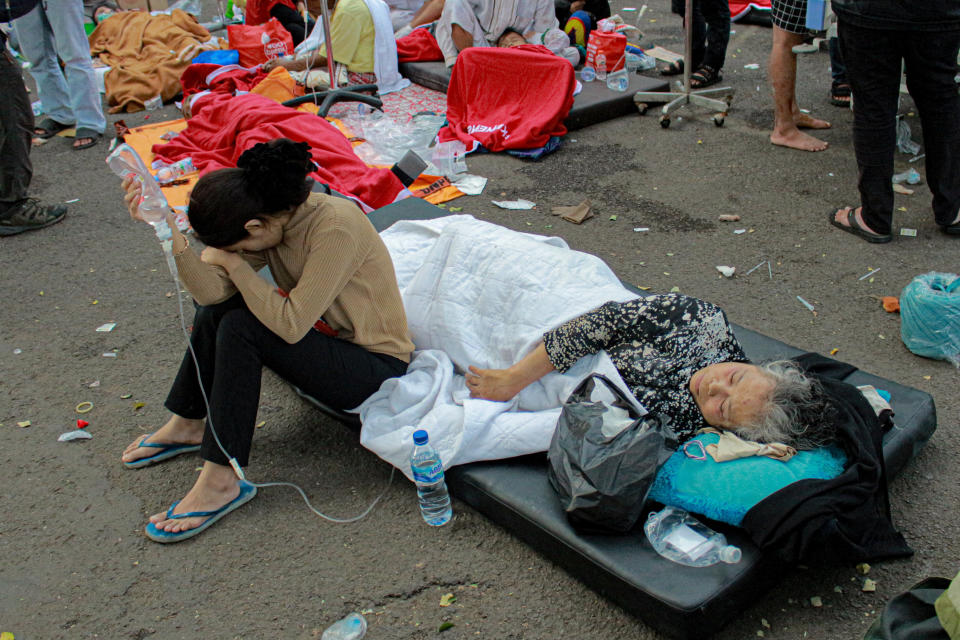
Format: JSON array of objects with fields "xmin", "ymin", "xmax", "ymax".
[{"xmin": 542, "ymin": 294, "xmax": 748, "ymax": 441}]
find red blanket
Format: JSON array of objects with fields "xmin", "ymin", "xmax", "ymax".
[
  {"xmin": 729, "ymin": 0, "xmax": 770, "ymax": 21},
  {"xmin": 152, "ymin": 92, "xmax": 405, "ymax": 211},
  {"xmin": 437, "ymin": 45, "xmax": 575, "ymax": 152},
  {"xmin": 396, "ymin": 28, "xmax": 443, "ymax": 62},
  {"xmin": 179, "ymin": 63, "xmax": 272, "ymax": 99}
]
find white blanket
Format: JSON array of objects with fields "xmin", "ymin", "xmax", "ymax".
[{"xmin": 358, "ymin": 215, "xmax": 640, "ymax": 481}]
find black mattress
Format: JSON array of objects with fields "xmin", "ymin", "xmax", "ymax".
[
  {"xmin": 397, "ymin": 60, "xmax": 668, "ymax": 130},
  {"xmin": 300, "ymin": 196, "xmax": 937, "ymax": 639}
]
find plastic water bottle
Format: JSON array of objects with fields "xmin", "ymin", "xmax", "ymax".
[
  {"xmin": 106, "ymin": 143, "xmax": 177, "ymax": 275},
  {"xmin": 644, "ymin": 506, "xmax": 742, "ymax": 567},
  {"xmin": 321, "ymin": 613, "xmax": 366, "ymax": 640},
  {"xmin": 607, "ymin": 68, "xmax": 629, "ymax": 92},
  {"xmin": 580, "ymin": 65, "xmax": 596, "ymax": 83},
  {"xmin": 410, "ymin": 429, "xmax": 453, "ymax": 526},
  {"xmin": 595, "ymin": 53, "xmax": 607, "ymax": 81},
  {"xmin": 156, "ymin": 157, "xmax": 197, "ymax": 184}
]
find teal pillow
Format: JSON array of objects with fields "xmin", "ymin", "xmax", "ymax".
[{"xmin": 648, "ymin": 432, "xmax": 847, "ymax": 526}]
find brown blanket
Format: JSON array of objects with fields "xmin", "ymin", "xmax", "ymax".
[{"xmin": 89, "ymin": 10, "xmax": 215, "ymax": 113}]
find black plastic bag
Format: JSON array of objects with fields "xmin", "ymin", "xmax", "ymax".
[{"xmin": 547, "ymin": 374, "xmax": 678, "ymax": 534}]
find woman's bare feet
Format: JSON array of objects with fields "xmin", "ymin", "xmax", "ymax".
[
  {"xmin": 795, "ymin": 112, "xmax": 831, "ymax": 129},
  {"xmin": 148, "ymin": 463, "xmax": 240, "ymax": 534},
  {"xmin": 770, "ymin": 125, "xmax": 829, "ymax": 152},
  {"xmin": 121, "ymin": 415, "xmax": 204, "ymax": 465}
]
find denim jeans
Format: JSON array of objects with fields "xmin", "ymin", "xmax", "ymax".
[
  {"xmin": 838, "ymin": 19, "xmax": 960, "ymax": 234},
  {"xmin": 0, "ymin": 43, "xmax": 33, "ymax": 206},
  {"xmin": 671, "ymin": 0, "xmax": 731, "ymax": 71},
  {"xmin": 165, "ymin": 294, "xmax": 408, "ymax": 467},
  {"xmin": 14, "ymin": 0, "xmax": 106, "ymax": 134}
]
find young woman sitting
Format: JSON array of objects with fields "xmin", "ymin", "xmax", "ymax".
[{"xmin": 119, "ymin": 138, "xmax": 414, "ymax": 543}]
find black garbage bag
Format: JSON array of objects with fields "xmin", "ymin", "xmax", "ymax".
[{"xmin": 547, "ymin": 374, "xmax": 678, "ymax": 534}]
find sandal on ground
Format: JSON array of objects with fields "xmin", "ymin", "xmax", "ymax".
[
  {"xmin": 660, "ymin": 59, "xmax": 684, "ymax": 76},
  {"xmin": 0, "ymin": 198, "xmax": 67, "ymax": 236},
  {"xmin": 690, "ymin": 65, "xmax": 722, "ymax": 89},
  {"xmin": 830, "ymin": 81, "xmax": 851, "ymax": 107},
  {"xmin": 73, "ymin": 128, "xmax": 102, "ymax": 150},
  {"xmin": 941, "ymin": 222, "xmax": 960, "ymax": 236},
  {"xmin": 145, "ymin": 480, "xmax": 258, "ymax": 543},
  {"xmin": 828, "ymin": 208, "xmax": 892, "ymax": 244},
  {"xmin": 34, "ymin": 117, "xmax": 74, "ymax": 139},
  {"xmin": 123, "ymin": 433, "xmax": 202, "ymax": 469}
]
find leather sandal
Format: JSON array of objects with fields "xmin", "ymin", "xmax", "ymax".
[
  {"xmin": 34, "ymin": 117, "xmax": 74, "ymax": 139},
  {"xmin": 828, "ymin": 208, "xmax": 892, "ymax": 244}
]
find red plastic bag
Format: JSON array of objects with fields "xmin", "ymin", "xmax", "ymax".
[
  {"xmin": 585, "ymin": 31, "xmax": 626, "ymax": 73},
  {"xmin": 227, "ymin": 18, "xmax": 294, "ymax": 67}
]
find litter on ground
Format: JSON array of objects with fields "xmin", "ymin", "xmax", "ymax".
[
  {"xmin": 58, "ymin": 430, "xmax": 93, "ymax": 442},
  {"xmin": 492, "ymin": 199, "xmax": 536, "ymax": 210}
]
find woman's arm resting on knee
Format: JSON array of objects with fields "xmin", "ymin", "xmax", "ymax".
[{"xmin": 466, "ymin": 343, "xmax": 556, "ymax": 402}]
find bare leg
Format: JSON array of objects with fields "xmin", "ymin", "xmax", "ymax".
[
  {"xmin": 121, "ymin": 415, "xmax": 204, "ymax": 464},
  {"xmin": 769, "ymin": 26, "xmax": 829, "ymax": 151},
  {"xmin": 451, "ymin": 23, "xmax": 473, "ymax": 52},
  {"xmin": 148, "ymin": 462, "xmax": 241, "ymax": 534}
]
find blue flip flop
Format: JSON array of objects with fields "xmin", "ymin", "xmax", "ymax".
[
  {"xmin": 123, "ymin": 433, "xmax": 201, "ymax": 469},
  {"xmin": 145, "ymin": 480, "xmax": 258, "ymax": 543}
]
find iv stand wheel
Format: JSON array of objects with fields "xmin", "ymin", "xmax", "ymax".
[
  {"xmin": 636, "ymin": 102, "xmax": 649, "ymax": 115},
  {"xmin": 713, "ymin": 113, "xmax": 726, "ymax": 127},
  {"xmin": 659, "ymin": 115, "xmax": 671, "ymax": 128}
]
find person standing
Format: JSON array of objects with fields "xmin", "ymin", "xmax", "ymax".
[
  {"xmin": 1, "ymin": 19, "xmax": 68, "ymax": 235},
  {"xmin": 13, "ymin": 0, "xmax": 106, "ymax": 150},
  {"xmin": 767, "ymin": 0, "xmax": 831, "ymax": 151},
  {"xmin": 659, "ymin": 0, "xmax": 730, "ymax": 89},
  {"xmin": 828, "ymin": 0, "xmax": 960, "ymax": 242}
]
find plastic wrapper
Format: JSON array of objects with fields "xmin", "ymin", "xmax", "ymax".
[
  {"xmin": 58, "ymin": 429, "xmax": 93, "ymax": 442},
  {"xmin": 900, "ymin": 272, "xmax": 960, "ymax": 367},
  {"xmin": 547, "ymin": 374, "xmax": 678, "ymax": 534}
]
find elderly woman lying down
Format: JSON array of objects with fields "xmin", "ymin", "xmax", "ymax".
[{"xmin": 466, "ymin": 293, "xmax": 835, "ymax": 448}]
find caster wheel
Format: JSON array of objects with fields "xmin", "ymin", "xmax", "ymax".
[
  {"xmin": 636, "ymin": 102, "xmax": 649, "ymax": 115},
  {"xmin": 713, "ymin": 114, "xmax": 725, "ymax": 127},
  {"xmin": 724, "ymin": 95, "xmax": 734, "ymax": 107},
  {"xmin": 659, "ymin": 116, "xmax": 671, "ymax": 128}
]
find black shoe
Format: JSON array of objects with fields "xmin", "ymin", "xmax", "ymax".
[{"xmin": 0, "ymin": 198, "xmax": 68, "ymax": 236}]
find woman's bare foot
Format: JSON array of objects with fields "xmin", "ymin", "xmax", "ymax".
[
  {"xmin": 121, "ymin": 415, "xmax": 204, "ymax": 465},
  {"xmin": 795, "ymin": 112, "xmax": 831, "ymax": 129},
  {"xmin": 148, "ymin": 463, "xmax": 240, "ymax": 534},
  {"xmin": 770, "ymin": 126, "xmax": 829, "ymax": 152}
]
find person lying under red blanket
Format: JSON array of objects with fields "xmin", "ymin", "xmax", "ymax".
[{"xmin": 153, "ymin": 91, "xmax": 407, "ymax": 211}]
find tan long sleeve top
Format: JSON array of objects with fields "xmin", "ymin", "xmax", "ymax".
[{"xmin": 173, "ymin": 192, "xmax": 414, "ymax": 362}]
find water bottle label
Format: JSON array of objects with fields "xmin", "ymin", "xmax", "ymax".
[
  {"xmin": 412, "ymin": 461, "xmax": 444, "ymax": 483},
  {"xmin": 664, "ymin": 524, "xmax": 710, "ymax": 559}
]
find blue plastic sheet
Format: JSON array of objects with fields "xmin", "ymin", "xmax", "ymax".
[
  {"xmin": 191, "ymin": 49, "xmax": 240, "ymax": 65},
  {"xmin": 900, "ymin": 272, "xmax": 960, "ymax": 367}
]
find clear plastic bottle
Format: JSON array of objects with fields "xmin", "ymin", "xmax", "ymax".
[
  {"xmin": 606, "ymin": 67, "xmax": 629, "ymax": 92},
  {"xmin": 106, "ymin": 143, "xmax": 177, "ymax": 275},
  {"xmin": 156, "ymin": 157, "xmax": 197, "ymax": 184},
  {"xmin": 595, "ymin": 53, "xmax": 607, "ymax": 81},
  {"xmin": 644, "ymin": 506, "xmax": 742, "ymax": 567},
  {"xmin": 321, "ymin": 613, "xmax": 367, "ymax": 640},
  {"xmin": 410, "ymin": 429, "xmax": 453, "ymax": 526}
]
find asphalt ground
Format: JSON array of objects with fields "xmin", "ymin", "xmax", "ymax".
[{"xmin": 1, "ymin": 2, "xmax": 958, "ymax": 638}]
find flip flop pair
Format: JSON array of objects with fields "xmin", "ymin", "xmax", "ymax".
[
  {"xmin": 145, "ymin": 480, "xmax": 258, "ymax": 543},
  {"xmin": 123, "ymin": 433, "xmax": 201, "ymax": 469},
  {"xmin": 828, "ymin": 208, "xmax": 892, "ymax": 244}
]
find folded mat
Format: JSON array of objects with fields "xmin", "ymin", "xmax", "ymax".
[
  {"xmin": 301, "ymin": 196, "xmax": 936, "ymax": 639},
  {"xmin": 89, "ymin": 10, "xmax": 217, "ymax": 113}
]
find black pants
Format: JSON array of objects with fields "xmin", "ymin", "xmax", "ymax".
[
  {"xmin": 164, "ymin": 294, "xmax": 408, "ymax": 467},
  {"xmin": 671, "ymin": 0, "xmax": 730, "ymax": 71},
  {"xmin": 838, "ymin": 19, "xmax": 960, "ymax": 235},
  {"xmin": 270, "ymin": 4, "xmax": 315, "ymax": 47},
  {"xmin": 0, "ymin": 41, "xmax": 33, "ymax": 209}
]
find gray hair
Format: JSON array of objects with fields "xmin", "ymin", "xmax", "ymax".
[{"xmin": 731, "ymin": 360, "xmax": 836, "ymax": 450}]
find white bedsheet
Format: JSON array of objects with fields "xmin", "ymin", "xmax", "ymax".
[{"xmin": 358, "ymin": 215, "xmax": 640, "ymax": 480}]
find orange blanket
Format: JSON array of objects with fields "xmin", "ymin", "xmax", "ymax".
[{"xmin": 89, "ymin": 10, "xmax": 216, "ymax": 113}]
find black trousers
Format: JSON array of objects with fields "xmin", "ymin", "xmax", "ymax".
[
  {"xmin": 838, "ymin": 19, "xmax": 960, "ymax": 235},
  {"xmin": 0, "ymin": 41, "xmax": 33, "ymax": 209},
  {"xmin": 671, "ymin": 0, "xmax": 730, "ymax": 71},
  {"xmin": 270, "ymin": 3, "xmax": 315, "ymax": 47},
  {"xmin": 165, "ymin": 294, "xmax": 408, "ymax": 467}
]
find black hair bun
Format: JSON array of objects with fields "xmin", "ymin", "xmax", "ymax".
[{"xmin": 237, "ymin": 138, "xmax": 318, "ymax": 212}]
